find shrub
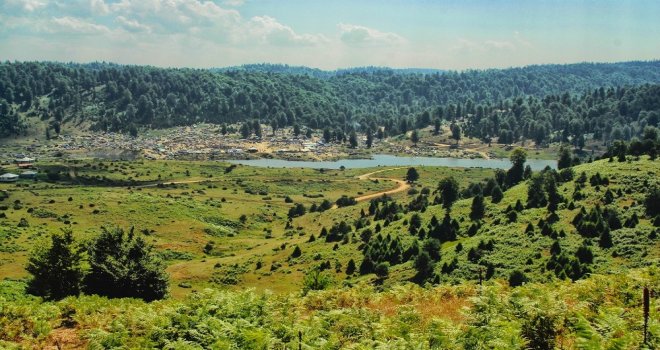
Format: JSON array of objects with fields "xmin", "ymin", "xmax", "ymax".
[
  {"xmin": 290, "ymin": 245, "xmax": 302, "ymax": 258},
  {"xmin": 302, "ymin": 268, "xmax": 332, "ymax": 294},
  {"xmin": 85, "ymin": 226, "xmax": 168, "ymax": 301},
  {"xmin": 26, "ymin": 229, "xmax": 84, "ymax": 300},
  {"xmin": 508, "ymin": 270, "xmax": 528, "ymax": 287}
]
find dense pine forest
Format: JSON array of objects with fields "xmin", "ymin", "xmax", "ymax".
[{"xmin": 2, "ymin": 61, "xmax": 660, "ymax": 145}]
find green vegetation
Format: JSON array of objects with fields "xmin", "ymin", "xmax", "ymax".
[
  {"xmin": 0, "ymin": 270, "xmax": 657, "ymax": 348},
  {"xmin": 2, "ymin": 61, "xmax": 660, "ymax": 148},
  {"xmin": 0, "ymin": 135, "xmax": 658, "ymax": 348}
]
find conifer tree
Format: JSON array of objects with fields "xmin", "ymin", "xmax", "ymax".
[
  {"xmin": 470, "ymin": 195, "xmax": 485, "ymax": 221},
  {"xmin": 85, "ymin": 227, "xmax": 168, "ymax": 301},
  {"xmin": 26, "ymin": 229, "xmax": 84, "ymax": 300}
]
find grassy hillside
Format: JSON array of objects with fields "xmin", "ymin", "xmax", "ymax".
[
  {"xmin": 1, "ymin": 157, "xmax": 658, "ymax": 291},
  {"xmin": 0, "ymin": 154, "xmax": 658, "ymax": 348},
  {"xmin": 348, "ymin": 157, "xmax": 659, "ymax": 286}
]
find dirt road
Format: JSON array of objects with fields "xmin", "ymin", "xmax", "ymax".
[{"xmin": 354, "ymin": 167, "xmax": 410, "ymax": 202}]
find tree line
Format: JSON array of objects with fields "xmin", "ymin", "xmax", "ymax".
[{"xmin": 1, "ymin": 60, "xmax": 660, "ymax": 140}]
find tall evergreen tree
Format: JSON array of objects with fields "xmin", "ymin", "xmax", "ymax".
[
  {"xmin": 85, "ymin": 227, "xmax": 168, "ymax": 301},
  {"xmin": 26, "ymin": 230, "xmax": 84, "ymax": 300},
  {"xmin": 507, "ymin": 148, "xmax": 527, "ymax": 187},
  {"xmin": 405, "ymin": 167, "xmax": 420, "ymax": 183},
  {"xmin": 470, "ymin": 195, "xmax": 485, "ymax": 221},
  {"xmin": 527, "ymin": 173, "xmax": 547, "ymax": 208},
  {"xmin": 437, "ymin": 176, "xmax": 460, "ymax": 209}
]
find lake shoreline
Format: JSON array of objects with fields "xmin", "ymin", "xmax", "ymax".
[{"xmin": 228, "ymin": 154, "xmax": 557, "ymax": 170}]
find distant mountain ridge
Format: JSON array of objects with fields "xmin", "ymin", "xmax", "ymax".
[
  {"xmin": 211, "ymin": 63, "xmax": 446, "ymax": 77},
  {"xmin": 1, "ymin": 60, "xmax": 660, "ymax": 139}
]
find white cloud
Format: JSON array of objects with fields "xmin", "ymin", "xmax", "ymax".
[
  {"xmin": 50, "ymin": 0, "xmax": 111, "ymax": 17},
  {"xmin": 110, "ymin": 0, "xmax": 241, "ymax": 33},
  {"xmin": 338, "ymin": 23, "xmax": 405, "ymax": 46},
  {"xmin": 88, "ymin": 0, "xmax": 110, "ymax": 16},
  {"xmin": 116, "ymin": 16, "xmax": 151, "ymax": 33},
  {"xmin": 3, "ymin": 0, "xmax": 48, "ymax": 12},
  {"xmin": 50, "ymin": 16, "xmax": 111, "ymax": 35},
  {"xmin": 451, "ymin": 38, "xmax": 480, "ymax": 52},
  {"xmin": 247, "ymin": 16, "xmax": 326, "ymax": 46},
  {"xmin": 223, "ymin": 0, "xmax": 245, "ymax": 6}
]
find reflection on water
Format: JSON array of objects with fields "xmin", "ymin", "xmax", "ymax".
[{"xmin": 228, "ymin": 154, "xmax": 556, "ymax": 170}]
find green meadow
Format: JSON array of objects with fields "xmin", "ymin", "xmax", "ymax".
[{"xmin": 0, "ymin": 155, "xmax": 658, "ymax": 348}]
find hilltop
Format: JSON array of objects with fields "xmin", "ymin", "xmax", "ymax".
[{"xmin": 2, "ymin": 60, "xmax": 660, "ymax": 144}]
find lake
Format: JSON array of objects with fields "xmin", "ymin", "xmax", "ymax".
[{"xmin": 228, "ymin": 154, "xmax": 557, "ymax": 170}]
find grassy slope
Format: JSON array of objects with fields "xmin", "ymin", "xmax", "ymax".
[
  {"xmin": 1, "ymin": 157, "xmax": 658, "ymax": 296},
  {"xmin": 0, "ymin": 157, "xmax": 658, "ymax": 348},
  {"xmin": 360, "ymin": 157, "xmax": 659, "ymax": 286},
  {"xmin": 0, "ymin": 159, "xmax": 495, "ymax": 295}
]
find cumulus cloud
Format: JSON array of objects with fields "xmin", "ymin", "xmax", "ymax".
[
  {"xmin": 88, "ymin": 0, "xmax": 110, "ymax": 15},
  {"xmin": 338, "ymin": 23, "xmax": 405, "ymax": 46},
  {"xmin": 52, "ymin": 0, "xmax": 110, "ymax": 17},
  {"xmin": 50, "ymin": 16, "xmax": 111, "ymax": 35},
  {"xmin": 3, "ymin": 0, "xmax": 48, "ymax": 12},
  {"xmin": 109, "ymin": 0, "xmax": 241, "ymax": 34},
  {"xmin": 247, "ymin": 16, "xmax": 326, "ymax": 46},
  {"xmin": 116, "ymin": 15, "xmax": 151, "ymax": 33}
]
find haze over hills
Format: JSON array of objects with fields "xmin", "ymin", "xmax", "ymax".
[{"xmin": 212, "ymin": 63, "xmax": 446, "ymax": 77}]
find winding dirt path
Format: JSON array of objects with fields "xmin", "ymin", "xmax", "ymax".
[
  {"xmin": 135, "ymin": 167, "xmax": 412, "ymax": 205},
  {"xmin": 354, "ymin": 167, "xmax": 411, "ymax": 202},
  {"xmin": 136, "ymin": 178, "xmax": 217, "ymax": 188}
]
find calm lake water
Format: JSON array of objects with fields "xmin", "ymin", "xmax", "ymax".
[{"xmin": 228, "ymin": 154, "xmax": 557, "ymax": 170}]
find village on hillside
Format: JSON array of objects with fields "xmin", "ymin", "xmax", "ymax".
[{"xmin": 0, "ymin": 123, "xmax": 505, "ymax": 168}]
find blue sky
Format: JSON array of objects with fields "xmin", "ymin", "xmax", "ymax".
[{"xmin": 1, "ymin": 0, "xmax": 658, "ymax": 69}]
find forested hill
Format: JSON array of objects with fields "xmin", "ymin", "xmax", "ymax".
[
  {"xmin": 1, "ymin": 60, "xmax": 660, "ymax": 138},
  {"xmin": 212, "ymin": 64, "xmax": 445, "ymax": 77}
]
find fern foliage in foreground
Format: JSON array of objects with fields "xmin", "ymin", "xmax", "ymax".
[{"xmin": 0, "ymin": 269, "xmax": 657, "ymax": 349}]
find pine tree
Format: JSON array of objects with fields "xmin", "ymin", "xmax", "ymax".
[
  {"xmin": 26, "ymin": 229, "xmax": 84, "ymax": 300},
  {"xmin": 544, "ymin": 173, "xmax": 562, "ymax": 213},
  {"xmin": 437, "ymin": 176, "xmax": 459, "ymax": 209},
  {"xmin": 413, "ymin": 251, "xmax": 434, "ymax": 283},
  {"xmin": 291, "ymin": 245, "xmax": 302, "ymax": 258},
  {"xmin": 508, "ymin": 270, "xmax": 528, "ymax": 287},
  {"xmin": 410, "ymin": 129, "xmax": 420, "ymax": 146},
  {"xmin": 506, "ymin": 148, "xmax": 527, "ymax": 186},
  {"xmin": 346, "ymin": 259, "xmax": 356, "ymax": 275},
  {"xmin": 85, "ymin": 226, "xmax": 168, "ymax": 301},
  {"xmin": 470, "ymin": 195, "xmax": 485, "ymax": 221},
  {"xmin": 491, "ymin": 185, "xmax": 503, "ymax": 203},
  {"xmin": 405, "ymin": 167, "xmax": 420, "ymax": 183},
  {"xmin": 558, "ymin": 146, "xmax": 572, "ymax": 169},
  {"xmin": 599, "ymin": 229, "xmax": 613, "ymax": 248},
  {"xmin": 527, "ymin": 173, "xmax": 547, "ymax": 208},
  {"xmin": 375, "ymin": 262, "xmax": 390, "ymax": 279},
  {"xmin": 349, "ymin": 131, "xmax": 358, "ymax": 148}
]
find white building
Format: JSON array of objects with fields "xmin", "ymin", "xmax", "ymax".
[{"xmin": 0, "ymin": 173, "xmax": 19, "ymax": 182}]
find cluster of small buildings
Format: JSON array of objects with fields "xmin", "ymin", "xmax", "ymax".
[
  {"xmin": 0, "ymin": 156, "xmax": 37, "ymax": 182},
  {"xmin": 44, "ymin": 124, "xmax": 330, "ymax": 160}
]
